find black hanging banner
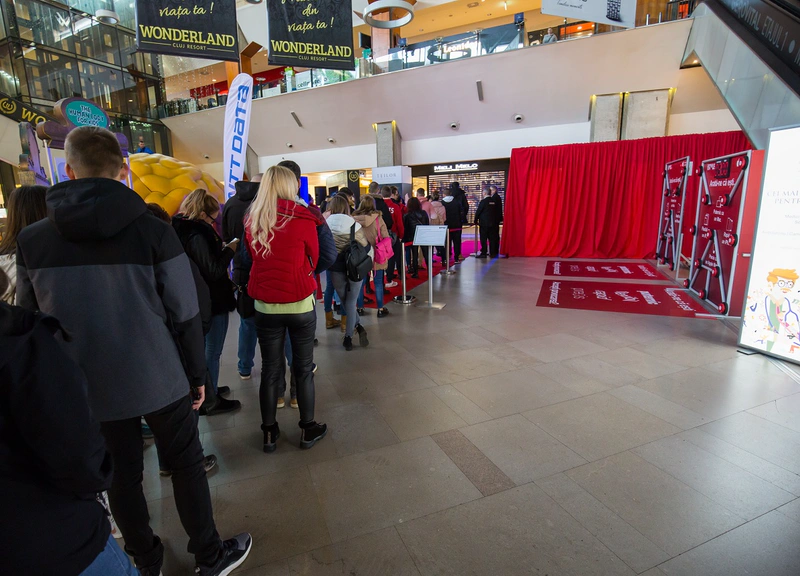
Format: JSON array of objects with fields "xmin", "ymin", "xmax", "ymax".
[
  {"xmin": 267, "ymin": 0, "xmax": 355, "ymax": 71},
  {"xmin": 136, "ymin": 0, "xmax": 240, "ymax": 62}
]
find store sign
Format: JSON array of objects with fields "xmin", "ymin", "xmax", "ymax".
[
  {"xmin": 542, "ymin": 0, "xmax": 637, "ymax": 29},
  {"xmin": 267, "ymin": 0, "xmax": 355, "ymax": 71},
  {"xmin": 136, "ymin": 0, "xmax": 239, "ymax": 62},
  {"xmin": 0, "ymin": 92, "xmax": 53, "ymax": 125},
  {"xmin": 739, "ymin": 126, "xmax": 800, "ymax": 364},
  {"xmin": 434, "ymin": 163, "xmax": 479, "ymax": 173},
  {"xmin": 63, "ymin": 99, "xmax": 109, "ymax": 128},
  {"xmin": 223, "ymin": 74, "xmax": 254, "ymax": 200}
]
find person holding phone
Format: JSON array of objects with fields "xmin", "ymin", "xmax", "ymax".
[{"xmin": 173, "ymin": 189, "xmax": 241, "ymax": 416}]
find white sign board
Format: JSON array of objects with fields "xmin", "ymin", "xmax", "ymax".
[
  {"xmin": 739, "ymin": 125, "xmax": 800, "ymax": 365},
  {"xmin": 541, "ymin": 0, "xmax": 637, "ymax": 29},
  {"xmin": 414, "ymin": 225, "xmax": 448, "ymax": 247},
  {"xmin": 372, "ymin": 165, "xmax": 412, "ymax": 185}
]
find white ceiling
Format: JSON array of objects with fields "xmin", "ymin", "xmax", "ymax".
[{"xmin": 163, "ymin": 20, "xmax": 728, "ymax": 166}]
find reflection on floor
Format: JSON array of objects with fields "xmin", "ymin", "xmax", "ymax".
[{"xmin": 141, "ymin": 258, "xmax": 800, "ymax": 576}]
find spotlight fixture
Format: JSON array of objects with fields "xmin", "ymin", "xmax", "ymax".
[
  {"xmin": 328, "ymin": 137, "xmax": 336, "ymax": 143},
  {"xmin": 95, "ymin": 9, "xmax": 120, "ymax": 24},
  {"xmin": 449, "ymin": 121, "xmax": 459, "ymax": 130},
  {"xmin": 286, "ymin": 142, "xmax": 293, "ymax": 148},
  {"xmin": 513, "ymin": 114, "xmax": 524, "ymax": 123}
]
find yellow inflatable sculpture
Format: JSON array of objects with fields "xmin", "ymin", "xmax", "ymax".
[{"xmin": 129, "ymin": 153, "xmax": 224, "ymax": 216}]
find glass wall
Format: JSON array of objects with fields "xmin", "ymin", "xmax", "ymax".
[{"xmin": 0, "ymin": 0, "xmax": 168, "ymax": 150}]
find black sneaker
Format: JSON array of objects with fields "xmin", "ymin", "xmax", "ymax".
[
  {"xmin": 218, "ymin": 386, "xmax": 231, "ymax": 396},
  {"xmin": 201, "ymin": 397, "xmax": 241, "ymax": 416},
  {"xmin": 356, "ymin": 308, "xmax": 366, "ymax": 315},
  {"xmin": 262, "ymin": 423, "xmax": 280, "ymax": 453},
  {"xmin": 160, "ymin": 455, "xmax": 218, "ymax": 477},
  {"xmin": 343, "ymin": 336, "xmax": 353, "ymax": 351},
  {"xmin": 195, "ymin": 533, "xmax": 253, "ymax": 576},
  {"xmin": 476, "ymin": 253, "xmax": 488, "ymax": 259},
  {"xmin": 355, "ymin": 324, "xmax": 369, "ymax": 348},
  {"xmin": 377, "ymin": 308, "xmax": 390, "ymax": 318},
  {"xmin": 299, "ymin": 421, "xmax": 328, "ymax": 450}
]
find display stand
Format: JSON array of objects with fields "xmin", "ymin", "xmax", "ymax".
[
  {"xmin": 392, "ymin": 244, "xmax": 416, "ymax": 305},
  {"xmin": 655, "ymin": 157, "xmax": 691, "ymax": 279},
  {"xmin": 684, "ymin": 150, "xmax": 764, "ymax": 316},
  {"xmin": 413, "ymin": 226, "xmax": 449, "ymax": 309}
]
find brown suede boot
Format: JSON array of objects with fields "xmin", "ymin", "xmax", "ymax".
[
  {"xmin": 340, "ymin": 315, "xmax": 347, "ymax": 333},
  {"xmin": 325, "ymin": 311, "xmax": 338, "ymax": 329}
]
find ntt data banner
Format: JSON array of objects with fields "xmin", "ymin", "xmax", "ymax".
[
  {"xmin": 223, "ymin": 74, "xmax": 254, "ymax": 200},
  {"xmin": 136, "ymin": 0, "xmax": 239, "ymax": 62},
  {"xmin": 541, "ymin": 0, "xmax": 638, "ymax": 28},
  {"xmin": 739, "ymin": 126, "xmax": 800, "ymax": 365},
  {"xmin": 267, "ymin": 0, "xmax": 355, "ymax": 70}
]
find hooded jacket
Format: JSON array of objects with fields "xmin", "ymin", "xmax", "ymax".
[
  {"xmin": 246, "ymin": 199, "xmax": 319, "ymax": 304},
  {"xmin": 222, "ymin": 180, "xmax": 258, "ymax": 285},
  {"xmin": 475, "ymin": 194, "xmax": 503, "ymax": 227},
  {"xmin": 353, "ymin": 212, "xmax": 389, "ymax": 271},
  {"xmin": 403, "ymin": 209, "xmax": 430, "ymax": 244},
  {"xmin": 0, "ymin": 303, "xmax": 112, "ymax": 575},
  {"xmin": 442, "ymin": 195, "xmax": 463, "ymax": 230},
  {"xmin": 16, "ymin": 178, "xmax": 206, "ymax": 422},
  {"xmin": 172, "ymin": 215, "xmax": 236, "ymax": 316},
  {"xmin": 449, "ymin": 182, "xmax": 470, "ymax": 224},
  {"xmin": 326, "ymin": 213, "xmax": 371, "ymax": 273}
]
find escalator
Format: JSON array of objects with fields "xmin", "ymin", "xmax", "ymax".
[{"xmin": 683, "ymin": 0, "xmax": 800, "ymax": 148}]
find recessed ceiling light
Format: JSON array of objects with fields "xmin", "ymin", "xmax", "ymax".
[{"xmin": 467, "ymin": 1, "xmax": 479, "ymax": 6}]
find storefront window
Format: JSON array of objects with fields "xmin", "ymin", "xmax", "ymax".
[
  {"xmin": 0, "ymin": 44, "xmax": 21, "ymax": 95},
  {"xmin": 24, "ymin": 45, "xmax": 80, "ymax": 102},
  {"xmin": 9, "ymin": 0, "xmax": 75, "ymax": 52},
  {"xmin": 79, "ymin": 59, "xmax": 125, "ymax": 112},
  {"xmin": 73, "ymin": 17, "xmax": 119, "ymax": 66}
]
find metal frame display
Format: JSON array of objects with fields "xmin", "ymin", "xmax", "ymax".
[
  {"xmin": 684, "ymin": 151, "xmax": 752, "ymax": 315},
  {"xmin": 655, "ymin": 156, "xmax": 691, "ymax": 279}
]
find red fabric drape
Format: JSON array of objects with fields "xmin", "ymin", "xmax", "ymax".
[{"xmin": 502, "ymin": 131, "xmax": 752, "ymax": 258}]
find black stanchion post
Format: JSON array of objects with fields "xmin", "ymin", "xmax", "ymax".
[{"xmin": 393, "ymin": 242, "xmax": 416, "ymax": 305}]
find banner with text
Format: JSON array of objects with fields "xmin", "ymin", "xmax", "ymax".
[
  {"xmin": 537, "ymin": 280, "xmax": 705, "ymax": 318},
  {"xmin": 223, "ymin": 74, "xmax": 254, "ymax": 201},
  {"xmin": 136, "ymin": 0, "xmax": 239, "ymax": 62},
  {"xmin": 0, "ymin": 92, "xmax": 54, "ymax": 125},
  {"xmin": 545, "ymin": 260, "xmax": 666, "ymax": 281},
  {"xmin": 739, "ymin": 126, "xmax": 800, "ymax": 365},
  {"xmin": 541, "ymin": 0, "xmax": 637, "ymax": 29},
  {"xmin": 267, "ymin": 0, "xmax": 355, "ymax": 71}
]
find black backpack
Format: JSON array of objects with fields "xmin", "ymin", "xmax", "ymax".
[{"xmin": 346, "ymin": 223, "xmax": 373, "ymax": 282}]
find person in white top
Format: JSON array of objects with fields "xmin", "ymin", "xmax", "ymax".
[{"xmin": 0, "ymin": 185, "xmax": 48, "ymax": 304}]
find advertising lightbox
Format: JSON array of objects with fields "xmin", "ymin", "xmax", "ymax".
[{"xmin": 739, "ymin": 126, "xmax": 800, "ymax": 365}]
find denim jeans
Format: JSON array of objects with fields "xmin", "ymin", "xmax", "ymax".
[
  {"xmin": 373, "ymin": 270, "xmax": 385, "ymax": 308},
  {"xmin": 330, "ymin": 271, "xmax": 362, "ymax": 337},
  {"xmin": 323, "ymin": 270, "xmax": 335, "ymax": 313},
  {"xmin": 237, "ymin": 315, "xmax": 257, "ymax": 377},
  {"xmin": 101, "ymin": 396, "xmax": 222, "ymax": 569},
  {"xmin": 79, "ymin": 535, "xmax": 139, "ymax": 575},
  {"xmin": 255, "ymin": 310, "xmax": 317, "ymax": 425},
  {"xmin": 205, "ymin": 313, "xmax": 229, "ymax": 393}
]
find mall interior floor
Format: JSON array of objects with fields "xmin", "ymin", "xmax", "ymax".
[{"xmin": 142, "ymin": 257, "xmax": 800, "ymax": 576}]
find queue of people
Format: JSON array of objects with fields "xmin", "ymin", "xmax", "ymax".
[{"xmin": 0, "ymin": 125, "xmax": 503, "ymax": 575}]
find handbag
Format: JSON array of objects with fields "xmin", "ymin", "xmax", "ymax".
[
  {"xmin": 373, "ymin": 219, "xmax": 393, "ymax": 265},
  {"xmin": 346, "ymin": 223, "xmax": 373, "ymax": 282}
]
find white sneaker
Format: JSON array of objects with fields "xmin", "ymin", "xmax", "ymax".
[
  {"xmin": 239, "ymin": 372, "xmax": 251, "ymax": 381},
  {"xmin": 385, "ymin": 281, "xmax": 398, "ymax": 288}
]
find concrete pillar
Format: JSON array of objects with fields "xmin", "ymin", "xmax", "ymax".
[{"xmin": 375, "ymin": 121, "xmax": 401, "ymax": 167}]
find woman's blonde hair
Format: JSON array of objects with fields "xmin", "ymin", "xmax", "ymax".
[
  {"xmin": 353, "ymin": 195, "xmax": 377, "ymax": 216},
  {"xmin": 247, "ymin": 165, "xmax": 299, "ymax": 255},
  {"xmin": 179, "ymin": 189, "xmax": 220, "ymax": 221}
]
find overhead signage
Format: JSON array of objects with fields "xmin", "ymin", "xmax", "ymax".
[
  {"xmin": 0, "ymin": 92, "xmax": 53, "ymax": 125},
  {"xmin": 19, "ymin": 123, "xmax": 50, "ymax": 187},
  {"xmin": 434, "ymin": 163, "xmax": 479, "ymax": 173},
  {"xmin": 267, "ymin": 0, "xmax": 355, "ymax": 71},
  {"xmin": 136, "ymin": 0, "xmax": 239, "ymax": 62},
  {"xmin": 36, "ymin": 98, "xmax": 121, "ymax": 151},
  {"xmin": 541, "ymin": 0, "xmax": 637, "ymax": 29},
  {"xmin": 739, "ymin": 126, "xmax": 800, "ymax": 365},
  {"xmin": 655, "ymin": 157, "xmax": 691, "ymax": 276},
  {"xmin": 223, "ymin": 74, "xmax": 254, "ymax": 200},
  {"xmin": 63, "ymin": 99, "xmax": 109, "ymax": 128},
  {"xmin": 373, "ymin": 165, "xmax": 411, "ymax": 185}
]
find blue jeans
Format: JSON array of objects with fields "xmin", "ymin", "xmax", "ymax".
[
  {"xmin": 79, "ymin": 535, "xmax": 139, "ymax": 575},
  {"xmin": 205, "ymin": 313, "xmax": 229, "ymax": 393},
  {"xmin": 374, "ymin": 270, "xmax": 385, "ymax": 309},
  {"xmin": 238, "ymin": 315, "xmax": 257, "ymax": 376},
  {"xmin": 323, "ymin": 270, "xmax": 335, "ymax": 313}
]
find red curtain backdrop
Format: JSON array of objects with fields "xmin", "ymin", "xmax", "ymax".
[{"xmin": 501, "ymin": 131, "xmax": 752, "ymax": 258}]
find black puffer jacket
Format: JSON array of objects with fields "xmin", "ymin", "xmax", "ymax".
[
  {"xmin": 222, "ymin": 181, "xmax": 258, "ymax": 286},
  {"xmin": 172, "ymin": 216, "xmax": 236, "ymax": 315},
  {"xmin": 449, "ymin": 182, "xmax": 469, "ymax": 224},
  {"xmin": 403, "ymin": 209, "xmax": 430, "ymax": 244}
]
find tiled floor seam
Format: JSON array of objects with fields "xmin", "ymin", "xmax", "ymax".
[{"xmin": 431, "ymin": 429, "xmax": 516, "ymax": 497}]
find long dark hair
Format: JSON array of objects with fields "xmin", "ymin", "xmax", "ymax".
[
  {"xmin": 0, "ymin": 185, "xmax": 48, "ymax": 255},
  {"xmin": 407, "ymin": 197, "xmax": 422, "ymax": 213}
]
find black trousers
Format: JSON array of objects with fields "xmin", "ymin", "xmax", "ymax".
[
  {"xmin": 386, "ymin": 238, "xmax": 403, "ymax": 280},
  {"xmin": 488, "ymin": 224, "xmax": 501, "ymax": 257},
  {"xmin": 255, "ymin": 310, "xmax": 316, "ymax": 426},
  {"xmin": 449, "ymin": 230, "xmax": 462, "ymax": 263},
  {"xmin": 101, "ymin": 396, "xmax": 221, "ymax": 569}
]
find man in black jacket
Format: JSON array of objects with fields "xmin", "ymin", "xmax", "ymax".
[
  {"xmin": 16, "ymin": 127, "xmax": 252, "ymax": 576},
  {"xmin": 0, "ymin": 271, "xmax": 139, "ymax": 576},
  {"xmin": 474, "ymin": 185, "xmax": 503, "ymax": 258},
  {"xmin": 442, "ymin": 187, "xmax": 464, "ymax": 264}
]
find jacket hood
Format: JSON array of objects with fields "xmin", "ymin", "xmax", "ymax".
[
  {"xmin": 353, "ymin": 213, "xmax": 379, "ymax": 227},
  {"xmin": 277, "ymin": 198, "xmax": 321, "ymax": 224},
  {"xmin": 172, "ymin": 214, "xmax": 217, "ymax": 244},
  {"xmin": 326, "ymin": 213, "xmax": 361, "ymax": 235},
  {"xmin": 443, "ymin": 196, "xmax": 455, "ymax": 203},
  {"xmin": 47, "ymin": 179, "xmax": 146, "ymax": 242},
  {"xmin": 449, "ymin": 182, "xmax": 464, "ymax": 195},
  {"xmin": 0, "ymin": 303, "xmax": 33, "ymax": 369},
  {"xmin": 234, "ymin": 181, "xmax": 259, "ymax": 203}
]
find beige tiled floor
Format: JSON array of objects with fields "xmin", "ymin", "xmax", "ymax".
[{"xmin": 140, "ymin": 258, "xmax": 800, "ymax": 575}]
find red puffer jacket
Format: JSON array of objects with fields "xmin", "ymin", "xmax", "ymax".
[{"xmin": 245, "ymin": 199, "xmax": 319, "ymax": 304}]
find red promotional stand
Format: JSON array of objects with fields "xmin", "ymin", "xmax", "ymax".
[
  {"xmin": 684, "ymin": 150, "xmax": 764, "ymax": 316},
  {"xmin": 655, "ymin": 157, "xmax": 691, "ymax": 278}
]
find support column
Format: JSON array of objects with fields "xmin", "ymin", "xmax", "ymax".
[{"xmin": 375, "ymin": 121, "xmax": 401, "ymax": 167}]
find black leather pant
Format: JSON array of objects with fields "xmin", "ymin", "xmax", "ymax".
[{"xmin": 255, "ymin": 310, "xmax": 316, "ymax": 426}]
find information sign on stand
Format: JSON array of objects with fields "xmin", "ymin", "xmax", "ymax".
[
  {"xmin": 684, "ymin": 150, "xmax": 763, "ymax": 316},
  {"xmin": 414, "ymin": 226, "xmax": 448, "ymax": 310},
  {"xmin": 655, "ymin": 157, "xmax": 691, "ymax": 278},
  {"xmin": 739, "ymin": 126, "xmax": 800, "ymax": 365}
]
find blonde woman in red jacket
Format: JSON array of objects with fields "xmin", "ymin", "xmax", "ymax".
[{"xmin": 245, "ymin": 166, "xmax": 327, "ymax": 453}]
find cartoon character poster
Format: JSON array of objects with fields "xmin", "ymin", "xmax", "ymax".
[{"xmin": 739, "ymin": 126, "xmax": 800, "ymax": 364}]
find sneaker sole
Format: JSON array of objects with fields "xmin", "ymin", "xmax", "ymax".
[
  {"xmin": 300, "ymin": 428, "xmax": 328, "ymax": 450},
  {"xmin": 218, "ymin": 538, "xmax": 253, "ymax": 576},
  {"xmin": 239, "ymin": 374, "xmax": 251, "ymax": 380}
]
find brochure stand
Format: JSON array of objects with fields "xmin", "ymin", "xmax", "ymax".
[{"xmin": 413, "ymin": 226, "xmax": 449, "ymax": 310}]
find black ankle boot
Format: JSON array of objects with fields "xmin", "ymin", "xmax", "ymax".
[
  {"xmin": 299, "ymin": 421, "xmax": 328, "ymax": 450},
  {"xmin": 262, "ymin": 423, "xmax": 280, "ymax": 453},
  {"xmin": 343, "ymin": 336, "xmax": 353, "ymax": 351},
  {"xmin": 355, "ymin": 324, "xmax": 369, "ymax": 348}
]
